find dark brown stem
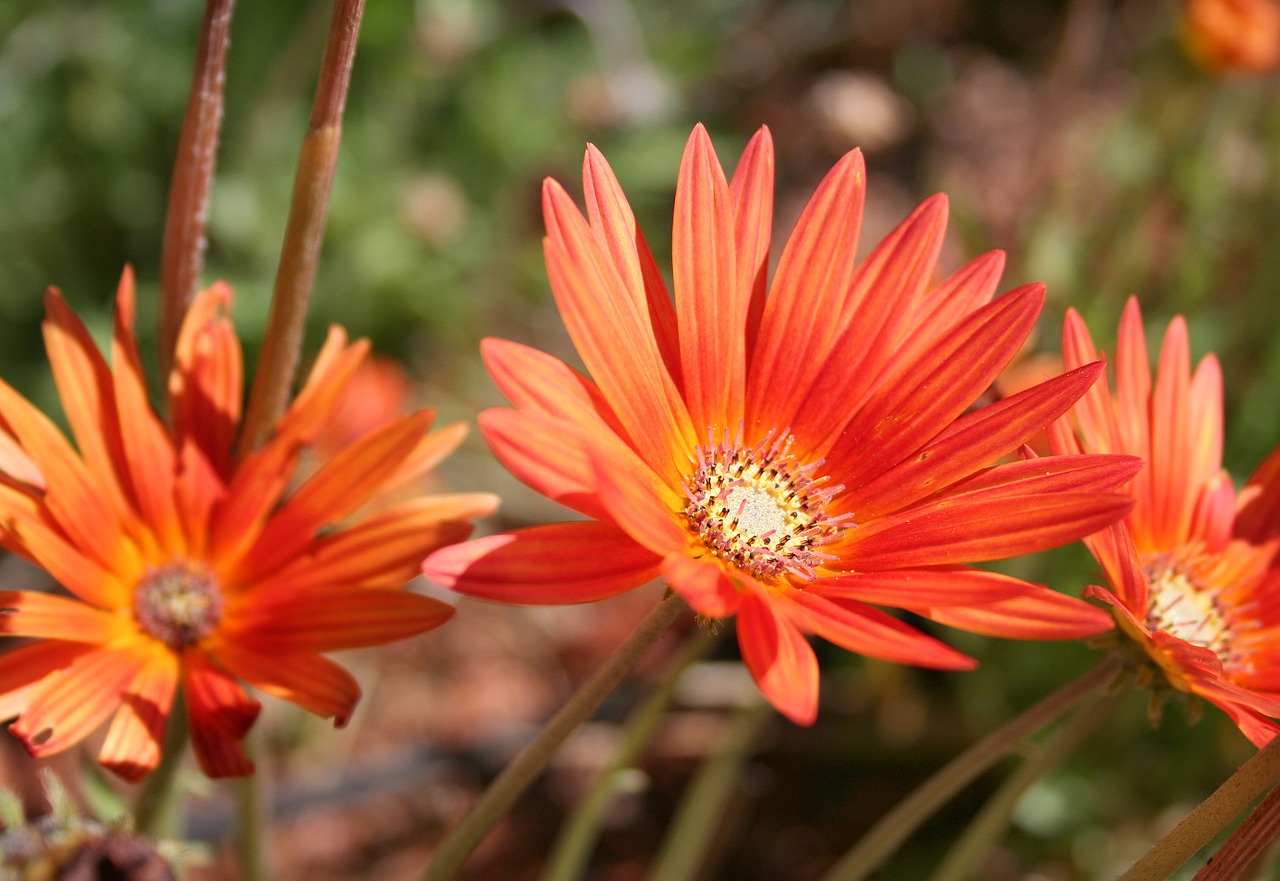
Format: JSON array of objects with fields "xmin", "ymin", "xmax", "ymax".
[
  {"xmin": 238, "ymin": 0, "xmax": 364, "ymax": 456},
  {"xmin": 158, "ymin": 0, "xmax": 235, "ymax": 382}
]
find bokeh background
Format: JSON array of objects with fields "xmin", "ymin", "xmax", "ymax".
[{"xmin": 1, "ymin": 0, "xmax": 1280, "ymax": 878}]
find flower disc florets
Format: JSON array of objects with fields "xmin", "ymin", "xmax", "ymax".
[
  {"xmin": 683, "ymin": 429, "xmax": 851, "ymax": 580},
  {"xmin": 134, "ymin": 561, "xmax": 223, "ymax": 649},
  {"xmin": 1143, "ymin": 554, "xmax": 1229, "ymax": 659}
]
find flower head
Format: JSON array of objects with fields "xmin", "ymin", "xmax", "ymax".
[
  {"xmin": 426, "ymin": 125, "xmax": 1138, "ymax": 724},
  {"xmin": 0, "ymin": 269, "xmax": 498, "ymax": 779},
  {"xmin": 1181, "ymin": 0, "xmax": 1280, "ymax": 75},
  {"xmin": 1050, "ymin": 298, "xmax": 1280, "ymax": 744}
]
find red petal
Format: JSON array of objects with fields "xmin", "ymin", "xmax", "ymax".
[
  {"xmin": 10, "ymin": 646, "xmax": 144, "ymax": 758},
  {"xmin": 786, "ymin": 589, "xmax": 975, "ymax": 669},
  {"xmin": 898, "ymin": 251, "xmax": 1006, "ymax": 365},
  {"xmin": 746, "ymin": 148, "xmax": 865, "ymax": 432},
  {"xmin": 673, "ymin": 124, "xmax": 743, "ymax": 430},
  {"xmin": 0, "ymin": 640, "xmax": 95, "ymax": 721},
  {"xmin": 213, "ymin": 642, "xmax": 361, "ymax": 725},
  {"xmin": 849, "ymin": 362, "xmax": 1106, "ymax": 520},
  {"xmin": 98, "ymin": 647, "xmax": 178, "ymax": 781},
  {"xmin": 736, "ymin": 589, "xmax": 819, "ymax": 725},
  {"xmin": 815, "ymin": 567, "xmax": 1038, "ymax": 607},
  {"xmin": 543, "ymin": 179, "xmax": 694, "ymax": 483},
  {"xmin": 0, "ymin": 591, "xmax": 127, "ymax": 642},
  {"xmin": 425, "ymin": 522, "xmax": 662, "ymax": 604},
  {"xmin": 226, "ymin": 588, "xmax": 453, "ymax": 652},
  {"xmin": 184, "ymin": 648, "xmax": 260, "ymax": 778},
  {"xmin": 480, "ymin": 408, "xmax": 610, "ymax": 521},
  {"xmin": 589, "ymin": 442, "xmax": 688, "ymax": 557},
  {"xmin": 582, "ymin": 145, "xmax": 682, "ymax": 386},
  {"xmin": 825, "ymin": 285, "xmax": 1044, "ymax": 489},
  {"xmin": 731, "ymin": 128, "xmax": 775, "ymax": 366},
  {"xmin": 662, "ymin": 555, "xmax": 740, "ymax": 618},
  {"xmin": 909, "ymin": 585, "xmax": 1114, "ymax": 640}
]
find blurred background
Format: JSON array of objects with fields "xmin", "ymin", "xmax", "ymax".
[{"xmin": 1, "ymin": 0, "xmax": 1280, "ymax": 878}]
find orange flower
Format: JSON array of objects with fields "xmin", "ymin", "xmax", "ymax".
[
  {"xmin": 312, "ymin": 355, "xmax": 415, "ymax": 463},
  {"xmin": 426, "ymin": 125, "xmax": 1139, "ymax": 724},
  {"xmin": 1181, "ymin": 0, "xmax": 1280, "ymax": 75},
  {"xmin": 1050, "ymin": 298, "xmax": 1280, "ymax": 744},
  {"xmin": 0, "ymin": 269, "xmax": 498, "ymax": 779}
]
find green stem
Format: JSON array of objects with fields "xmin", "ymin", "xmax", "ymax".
[
  {"xmin": 238, "ymin": 0, "xmax": 365, "ymax": 456},
  {"xmin": 542, "ymin": 626, "xmax": 718, "ymax": 881},
  {"xmin": 134, "ymin": 691, "xmax": 190, "ymax": 839},
  {"xmin": 158, "ymin": 0, "xmax": 234, "ymax": 381},
  {"xmin": 1192, "ymin": 784, "xmax": 1280, "ymax": 881},
  {"xmin": 647, "ymin": 698, "xmax": 772, "ymax": 881},
  {"xmin": 233, "ymin": 739, "xmax": 269, "ymax": 881},
  {"xmin": 821, "ymin": 655, "xmax": 1122, "ymax": 881},
  {"xmin": 421, "ymin": 595, "xmax": 689, "ymax": 881},
  {"xmin": 928, "ymin": 692, "xmax": 1117, "ymax": 881},
  {"xmin": 1117, "ymin": 735, "xmax": 1280, "ymax": 881}
]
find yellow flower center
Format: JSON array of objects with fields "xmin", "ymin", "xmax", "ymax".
[
  {"xmin": 683, "ymin": 429, "xmax": 851, "ymax": 580},
  {"xmin": 1144, "ymin": 555, "xmax": 1228, "ymax": 658},
  {"xmin": 133, "ymin": 561, "xmax": 224, "ymax": 649}
]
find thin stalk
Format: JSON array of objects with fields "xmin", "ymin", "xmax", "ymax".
[
  {"xmin": 133, "ymin": 692, "xmax": 190, "ymax": 839},
  {"xmin": 928, "ymin": 692, "xmax": 1117, "ymax": 881},
  {"xmin": 542, "ymin": 626, "xmax": 718, "ymax": 881},
  {"xmin": 158, "ymin": 0, "xmax": 234, "ymax": 381},
  {"xmin": 238, "ymin": 0, "xmax": 364, "ymax": 456},
  {"xmin": 233, "ymin": 737, "xmax": 268, "ymax": 881},
  {"xmin": 1192, "ymin": 784, "xmax": 1280, "ymax": 881},
  {"xmin": 647, "ymin": 698, "xmax": 772, "ymax": 881},
  {"xmin": 1118, "ymin": 735, "xmax": 1280, "ymax": 881},
  {"xmin": 421, "ymin": 595, "xmax": 689, "ymax": 881},
  {"xmin": 821, "ymin": 655, "xmax": 1123, "ymax": 881}
]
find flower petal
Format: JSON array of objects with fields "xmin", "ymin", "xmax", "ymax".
[
  {"xmin": 582, "ymin": 144, "xmax": 682, "ymax": 385},
  {"xmin": 673, "ymin": 124, "xmax": 743, "ymax": 430},
  {"xmin": 909, "ymin": 585, "xmax": 1114, "ymax": 640},
  {"xmin": 814, "ymin": 567, "xmax": 1039, "ymax": 607},
  {"xmin": 736, "ymin": 588, "xmax": 819, "ymax": 725},
  {"xmin": 786, "ymin": 589, "xmax": 976, "ymax": 669},
  {"xmin": 662, "ymin": 554, "xmax": 741, "ymax": 618},
  {"xmin": 98, "ymin": 646, "xmax": 178, "ymax": 782},
  {"xmin": 480, "ymin": 408, "xmax": 610, "ymax": 520},
  {"xmin": 746, "ymin": 149, "xmax": 865, "ymax": 433},
  {"xmin": 731, "ymin": 127, "xmax": 775, "ymax": 366},
  {"xmin": 184, "ymin": 648, "xmax": 260, "ymax": 778},
  {"xmin": 11, "ymin": 645, "xmax": 145, "ymax": 758},
  {"xmin": 0, "ymin": 591, "xmax": 130, "ymax": 643},
  {"xmin": 543, "ymin": 178, "xmax": 694, "ymax": 483},
  {"xmin": 226, "ymin": 587, "xmax": 454, "ymax": 652},
  {"xmin": 825, "ymin": 285, "xmax": 1045, "ymax": 489},
  {"xmin": 849, "ymin": 362, "xmax": 1106, "ymax": 521},
  {"xmin": 0, "ymin": 640, "xmax": 95, "ymax": 722},
  {"xmin": 213, "ymin": 642, "xmax": 361, "ymax": 726},
  {"xmin": 425, "ymin": 522, "xmax": 662, "ymax": 604},
  {"xmin": 589, "ymin": 442, "xmax": 688, "ymax": 557}
]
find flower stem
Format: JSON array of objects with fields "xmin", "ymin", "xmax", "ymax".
[
  {"xmin": 233, "ymin": 737, "xmax": 269, "ymax": 881},
  {"xmin": 238, "ymin": 0, "xmax": 365, "ymax": 456},
  {"xmin": 647, "ymin": 697, "xmax": 772, "ymax": 881},
  {"xmin": 542, "ymin": 625, "xmax": 718, "ymax": 881},
  {"xmin": 134, "ymin": 692, "xmax": 191, "ymax": 839},
  {"xmin": 820, "ymin": 654, "xmax": 1123, "ymax": 881},
  {"xmin": 158, "ymin": 0, "xmax": 234, "ymax": 382},
  {"xmin": 1192, "ymin": 783, "xmax": 1280, "ymax": 881},
  {"xmin": 928, "ymin": 691, "xmax": 1117, "ymax": 881},
  {"xmin": 1118, "ymin": 735, "xmax": 1280, "ymax": 881},
  {"xmin": 421, "ymin": 594, "xmax": 690, "ymax": 881}
]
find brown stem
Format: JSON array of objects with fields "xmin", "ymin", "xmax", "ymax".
[
  {"xmin": 158, "ymin": 0, "xmax": 235, "ymax": 382},
  {"xmin": 1119, "ymin": 736, "xmax": 1280, "ymax": 881},
  {"xmin": 238, "ymin": 0, "xmax": 364, "ymax": 456},
  {"xmin": 1192, "ymin": 784, "xmax": 1280, "ymax": 881}
]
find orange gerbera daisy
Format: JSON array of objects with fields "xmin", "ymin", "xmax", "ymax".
[
  {"xmin": 1049, "ymin": 298, "xmax": 1280, "ymax": 744},
  {"xmin": 0, "ymin": 269, "xmax": 497, "ymax": 779},
  {"xmin": 426, "ymin": 124, "xmax": 1140, "ymax": 724}
]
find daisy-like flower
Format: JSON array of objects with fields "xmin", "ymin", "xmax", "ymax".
[
  {"xmin": 426, "ymin": 125, "xmax": 1139, "ymax": 724},
  {"xmin": 1050, "ymin": 298, "xmax": 1280, "ymax": 745},
  {"xmin": 0, "ymin": 269, "xmax": 498, "ymax": 779}
]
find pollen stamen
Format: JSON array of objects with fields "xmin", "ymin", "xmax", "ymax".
[
  {"xmin": 683, "ymin": 428, "xmax": 852, "ymax": 581},
  {"xmin": 134, "ymin": 561, "xmax": 224, "ymax": 649},
  {"xmin": 1143, "ymin": 555, "xmax": 1230, "ymax": 660}
]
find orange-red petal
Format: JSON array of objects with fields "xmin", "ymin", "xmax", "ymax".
[
  {"xmin": 98, "ymin": 646, "xmax": 179, "ymax": 781},
  {"xmin": 662, "ymin": 555, "xmax": 740, "ymax": 618},
  {"xmin": 736, "ymin": 589, "xmax": 819, "ymax": 725},
  {"xmin": 184, "ymin": 648, "xmax": 260, "ymax": 778}
]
